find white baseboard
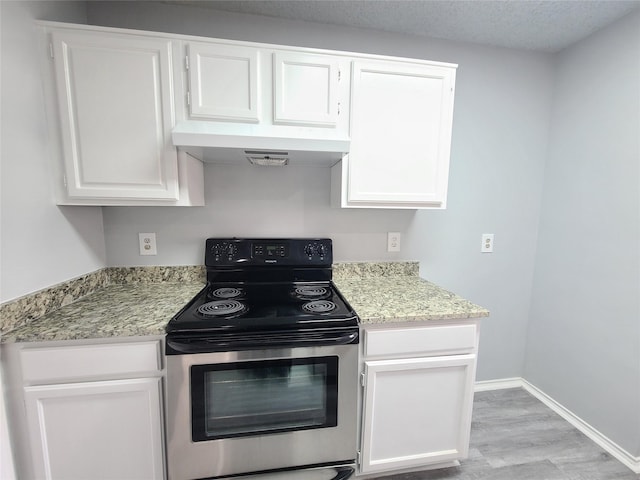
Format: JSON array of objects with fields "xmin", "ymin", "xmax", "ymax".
[
  {"xmin": 474, "ymin": 377, "xmax": 640, "ymax": 475},
  {"xmin": 474, "ymin": 377, "xmax": 523, "ymax": 392}
]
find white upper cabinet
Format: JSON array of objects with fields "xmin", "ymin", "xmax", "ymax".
[
  {"xmin": 187, "ymin": 42, "xmax": 260, "ymax": 122},
  {"xmin": 273, "ymin": 52, "xmax": 340, "ymax": 127},
  {"xmin": 44, "ymin": 26, "xmax": 203, "ymax": 206},
  {"xmin": 183, "ymin": 42, "xmax": 346, "ymax": 131},
  {"xmin": 52, "ymin": 30, "xmax": 178, "ymax": 200},
  {"xmin": 332, "ymin": 59, "xmax": 457, "ymax": 209},
  {"xmin": 41, "ymin": 22, "xmax": 457, "ymax": 206}
]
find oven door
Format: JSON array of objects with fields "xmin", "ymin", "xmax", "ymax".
[
  {"xmin": 165, "ymin": 339, "xmax": 358, "ymax": 480},
  {"xmin": 191, "ymin": 355, "xmax": 340, "ymax": 442}
]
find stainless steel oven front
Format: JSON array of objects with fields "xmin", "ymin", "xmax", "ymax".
[{"xmin": 165, "ymin": 340, "xmax": 358, "ymax": 480}]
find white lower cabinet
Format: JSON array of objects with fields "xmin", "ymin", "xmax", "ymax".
[
  {"xmin": 24, "ymin": 378, "xmax": 164, "ymax": 480},
  {"xmin": 358, "ymin": 322, "xmax": 478, "ymax": 476},
  {"xmin": 8, "ymin": 339, "xmax": 165, "ymax": 480}
]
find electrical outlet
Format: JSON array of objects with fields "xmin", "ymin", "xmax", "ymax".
[
  {"xmin": 481, "ymin": 234, "xmax": 494, "ymax": 253},
  {"xmin": 387, "ymin": 232, "xmax": 401, "ymax": 252},
  {"xmin": 139, "ymin": 233, "xmax": 157, "ymax": 256}
]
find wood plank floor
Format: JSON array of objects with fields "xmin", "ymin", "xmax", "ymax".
[{"xmin": 371, "ymin": 388, "xmax": 639, "ymax": 480}]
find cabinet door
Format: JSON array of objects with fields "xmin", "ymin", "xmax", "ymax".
[
  {"xmin": 24, "ymin": 378, "xmax": 165, "ymax": 480},
  {"xmin": 346, "ymin": 60, "xmax": 456, "ymax": 208},
  {"xmin": 187, "ymin": 42, "xmax": 260, "ymax": 122},
  {"xmin": 51, "ymin": 30, "xmax": 179, "ymax": 200},
  {"xmin": 360, "ymin": 355, "xmax": 475, "ymax": 475},
  {"xmin": 273, "ymin": 52, "xmax": 340, "ymax": 127}
]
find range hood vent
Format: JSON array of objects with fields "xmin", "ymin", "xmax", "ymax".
[
  {"xmin": 246, "ymin": 151, "xmax": 289, "ymax": 167},
  {"xmin": 172, "ymin": 121, "xmax": 349, "ymax": 167}
]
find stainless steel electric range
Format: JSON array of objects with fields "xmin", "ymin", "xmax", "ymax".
[{"xmin": 165, "ymin": 238, "xmax": 359, "ymax": 480}]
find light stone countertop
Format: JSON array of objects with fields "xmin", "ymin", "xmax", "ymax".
[
  {"xmin": 334, "ymin": 276, "xmax": 489, "ymax": 324},
  {"xmin": 1, "ymin": 262, "xmax": 488, "ymax": 344},
  {"xmin": 1, "ymin": 283, "xmax": 204, "ymax": 343}
]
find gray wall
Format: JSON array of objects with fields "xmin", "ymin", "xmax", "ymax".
[
  {"xmin": 88, "ymin": 1, "xmax": 554, "ymax": 384},
  {"xmin": 1, "ymin": 2, "xmax": 96, "ymax": 476},
  {"xmin": 0, "ymin": 1, "xmax": 106, "ymax": 303},
  {"xmin": 525, "ymin": 10, "xmax": 640, "ymax": 457}
]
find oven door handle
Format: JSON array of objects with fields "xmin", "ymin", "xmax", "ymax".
[{"xmin": 166, "ymin": 330, "xmax": 359, "ymax": 354}]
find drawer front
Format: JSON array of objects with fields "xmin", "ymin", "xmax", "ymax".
[
  {"xmin": 364, "ymin": 323, "xmax": 477, "ymax": 358},
  {"xmin": 21, "ymin": 341, "xmax": 161, "ymax": 384}
]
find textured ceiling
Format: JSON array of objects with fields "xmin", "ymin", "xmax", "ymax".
[{"xmin": 169, "ymin": 0, "xmax": 640, "ymax": 52}]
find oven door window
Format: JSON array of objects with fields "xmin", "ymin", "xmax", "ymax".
[{"xmin": 191, "ymin": 356, "xmax": 339, "ymax": 441}]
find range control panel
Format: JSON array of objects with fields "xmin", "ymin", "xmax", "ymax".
[
  {"xmin": 205, "ymin": 238, "xmax": 333, "ymax": 266},
  {"xmin": 252, "ymin": 242, "xmax": 288, "ymax": 259}
]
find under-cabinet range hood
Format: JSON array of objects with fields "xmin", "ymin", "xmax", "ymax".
[{"xmin": 172, "ymin": 122, "xmax": 350, "ymax": 167}]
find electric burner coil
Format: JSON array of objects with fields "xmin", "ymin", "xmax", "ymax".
[
  {"xmin": 210, "ymin": 287, "xmax": 244, "ymax": 299},
  {"xmin": 292, "ymin": 286, "xmax": 330, "ymax": 301},
  {"xmin": 302, "ymin": 300, "xmax": 337, "ymax": 314},
  {"xmin": 197, "ymin": 300, "xmax": 247, "ymax": 318}
]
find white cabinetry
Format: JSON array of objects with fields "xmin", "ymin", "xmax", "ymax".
[
  {"xmin": 359, "ymin": 322, "xmax": 478, "ymax": 476},
  {"xmin": 41, "ymin": 22, "xmax": 457, "ymax": 205},
  {"xmin": 43, "ymin": 25, "xmax": 203, "ymax": 206},
  {"xmin": 333, "ymin": 59, "xmax": 456, "ymax": 209},
  {"xmin": 185, "ymin": 43, "xmax": 344, "ymax": 129},
  {"xmin": 273, "ymin": 51, "xmax": 341, "ymax": 127},
  {"xmin": 12, "ymin": 339, "xmax": 165, "ymax": 480},
  {"xmin": 187, "ymin": 42, "xmax": 260, "ymax": 122}
]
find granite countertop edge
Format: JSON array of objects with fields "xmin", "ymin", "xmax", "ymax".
[
  {"xmin": 1, "ymin": 262, "xmax": 489, "ymax": 344},
  {"xmin": 334, "ymin": 274, "xmax": 489, "ymax": 326}
]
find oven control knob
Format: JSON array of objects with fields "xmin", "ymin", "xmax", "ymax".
[
  {"xmin": 317, "ymin": 244, "xmax": 326, "ymax": 257},
  {"xmin": 210, "ymin": 243, "xmax": 222, "ymax": 261},
  {"xmin": 304, "ymin": 244, "xmax": 315, "ymax": 257}
]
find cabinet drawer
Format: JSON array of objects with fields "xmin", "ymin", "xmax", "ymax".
[
  {"xmin": 21, "ymin": 341, "xmax": 161, "ymax": 384},
  {"xmin": 364, "ymin": 324, "xmax": 477, "ymax": 358}
]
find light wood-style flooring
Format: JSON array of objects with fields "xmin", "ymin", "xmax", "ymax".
[{"xmin": 372, "ymin": 388, "xmax": 639, "ymax": 480}]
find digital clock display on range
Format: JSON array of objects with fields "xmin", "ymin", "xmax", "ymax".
[{"xmin": 252, "ymin": 242, "xmax": 288, "ymax": 258}]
